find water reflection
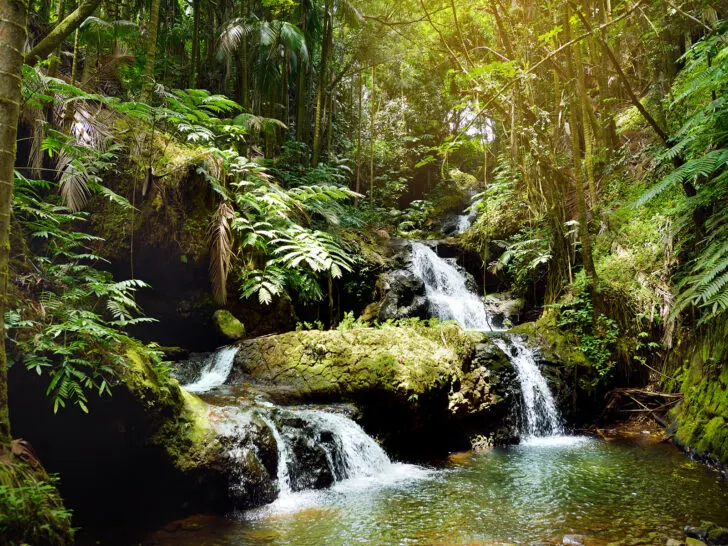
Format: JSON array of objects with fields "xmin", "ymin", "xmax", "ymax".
[{"xmin": 145, "ymin": 437, "xmax": 728, "ymax": 546}]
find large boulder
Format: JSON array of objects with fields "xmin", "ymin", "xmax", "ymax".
[{"xmin": 229, "ymin": 325, "xmax": 520, "ymax": 458}]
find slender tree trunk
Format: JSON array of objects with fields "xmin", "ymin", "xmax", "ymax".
[
  {"xmin": 354, "ymin": 71, "xmax": 362, "ymax": 207},
  {"xmin": 141, "ymin": 0, "xmax": 161, "ymax": 102},
  {"xmin": 70, "ymin": 28, "xmax": 79, "ymax": 84},
  {"xmin": 27, "ymin": 0, "xmax": 102, "ymax": 65},
  {"xmin": 575, "ymin": 39, "xmax": 598, "ymax": 206},
  {"xmin": 563, "ymin": 7, "xmax": 597, "ymax": 282},
  {"xmin": 189, "ymin": 0, "xmax": 200, "ymax": 88},
  {"xmin": 326, "ymin": 69, "xmax": 334, "ymax": 159},
  {"xmin": 296, "ymin": 63, "xmax": 307, "ymax": 142},
  {"xmin": 0, "ymin": 0, "xmax": 29, "ymax": 453},
  {"xmin": 283, "ymin": 59, "xmax": 290, "ymax": 129},
  {"xmin": 49, "ymin": 0, "xmax": 65, "ymax": 76},
  {"xmin": 295, "ymin": 1, "xmax": 309, "ymax": 142},
  {"xmin": 312, "ymin": 0, "xmax": 332, "ymax": 167},
  {"xmin": 369, "ymin": 65, "xmax": 375, "ymax": 203}
]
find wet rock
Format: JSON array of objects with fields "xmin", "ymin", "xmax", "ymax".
[
  {"xmin": 483, "ymin": 292, "xmax": 525, "ymax": 328},
  {"xmin": 562, "ymin": 535, "xmax": 585, "ymax": 545},
  {"xmin": 666, "ymin": 539, "xmax": 685, "ymax": 546},
  {"xmin": 377, "ymin": 269, "xmax": 428, "ymax": 322},
  {"xmin": 685, "ymin": 522, "xmax": 728, "ymax": 546},
  {"xmin": 686, "ymin": 539, "xmax": 708, "ymax": 546},
  {"xmin": 359, "ymin": 302, "xmax": 380, "ymax": 323},
  {"xmin": 287, "ymin": 434, "xmax": 335, "ymax": 491}
]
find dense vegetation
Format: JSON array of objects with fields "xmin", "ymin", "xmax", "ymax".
[{"xmin": 0, "ymin": 0, "xmax": 727, "ymax": 542}]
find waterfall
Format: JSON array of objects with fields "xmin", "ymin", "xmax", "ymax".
[
  {"xmin": 411, "ymin": 242, "xmax": 499, "ymax": 331},
  {"xmin": 296, "ymin": 409, "xmax": 391, "ymax": 480},
  {"xmin": 258, "ymin": 414, "xmax": 294, "ymax": 496},
  {"xmin": 492, "ymin": 336, "xmax": 563, "ymax": 439},
  {"xmin": 183, "ymin": 346, "xmax": 239, "ymax": 393},
  {"xmin": 258, "ymin": 408, "xmax": 392, "ymax": 499}
]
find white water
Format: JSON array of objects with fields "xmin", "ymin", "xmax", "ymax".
[
  {"xmin": 296, "ymin": 409, "xmax": 391, "ymax": 479},
  {"xmin": 183, "ymin": 346, "xmax": 239, "ymax": 393},
  {"xmin": 245, "ymin": 407, "xmax": 426, "ymax": 516},
  {"xmin": 411, "ymin": 242, "xmax": 500, "ymax": 331},
  {"xmin": 492, "ymin": 336, "xmax": 564, "ymax": 440},
  {"xmin": 454, "ymin": 208, "xmax": 477, "ymax": 234},
  {"xmin": 259, "ymin": 414, "xmax": 294, "ymax": 496}
]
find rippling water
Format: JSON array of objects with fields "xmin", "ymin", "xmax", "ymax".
[{"xmin": 145, "ymin": 437, "xmax": 728, "ymax": 546}]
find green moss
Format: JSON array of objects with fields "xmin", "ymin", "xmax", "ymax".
[
  {"xmin": 213, "ymin": 310, "xmax": 246, "ymax": 340},
  {"xmin": 236, "ymin": 324, "xmax": 479, "ymax": 399},
  {"xmin": 115, "ymin": 342, "xmax": 220, "ymax": 473},
  {"xmin": 666, "ymin": 320, "xmax": 728, "ymax": 465},
  {"xmin": 510, "ymin": 309, "xmax": 589, "ymax": 369}
]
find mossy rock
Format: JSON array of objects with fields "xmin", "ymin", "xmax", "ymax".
[
  {"xmin": 231, "ymin": 324, "xmax": 477, "ymax": 398},
  {"xmin": 229, "ymin": 324, "xmax": 520, "ymax": 458},
  {"xmin": 665, "ymin": 320, "xmax": 728, "ymax": 467},
  {"xmin": 509, "ymin": 309, "xmax": 589, "ymax": 369},
  {"xmin": 213, "ymin": 309, "xmax": 246, "ymax": 341}
]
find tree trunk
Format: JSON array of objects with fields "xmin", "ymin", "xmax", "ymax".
[
  {"xmin": 48, "ymin": 0, "xmax": 65, "ymax": 76},
  {"xmin": 575, "ymin": 38, "xmax": 598, "ymax": 206},
  {"xmin": 369, "ymin": 65, "xmax": 375, "ymax": 203},
  {"xmin": 295, "ymin": 1, "xmax": 308, "ymax": 142},
  {"xmin": 0, "ymin": 0, "xmax": 29, "ymax": 453},
  {"xmin": 141, "ymin": 0, "xmax": 161, "ymax": 102},
  {"xmin": 189, "ymin": 0, "xmax": 201, "ymax": 88},
  {"xmin": 326, "ymin": 68, "xmax": 334, "ymax": 160},
  {"xmin": 355, "ymin": 71, "xmax": 362, "ymax": 207},
  {"xmin": 563, "ymin": 7, "xmax": 597, "ymax": 282},
  {"xmin": 27, "ymin": 0, "xmax": 101, "ymax": 65},
  {"xmin": 311, "ymin": 0, "xmax": 332, "ymax": 167},
  {"xmin": 295, "ymin": 61, "xmax": 307, "ymax": 142}
]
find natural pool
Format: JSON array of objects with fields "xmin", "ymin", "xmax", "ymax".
[{"xmin": 144, "ymin": 435, "xmax": 728, "ymax": 545}]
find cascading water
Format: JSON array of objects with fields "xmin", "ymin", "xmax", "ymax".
[
  {"xmin": 258, "ymin": 414, "xmax": 294, "ymax": 496},
  {"xmin": 295, "ymin": 409, "xmax": 391, "ymax": 481},
  {"xmin": 183, "ymin": 346, "xmax": 239, "ymax": 393},
  {"xmin": 492, "ymin": 336, "xmax": 564, "ymax": 440},
  {"xmin": 411, "ymin": 242, "xmax": 499, "ymax": 331}
]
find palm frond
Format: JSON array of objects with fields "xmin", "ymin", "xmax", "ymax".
[{"xmin": 209, "ymin": 202, "xmax": 235, "ymax": 305}]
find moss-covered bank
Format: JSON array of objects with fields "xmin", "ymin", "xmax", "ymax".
[{"xmin": 665, "ymin": 320, "xmax": 728, "ymax": 469}]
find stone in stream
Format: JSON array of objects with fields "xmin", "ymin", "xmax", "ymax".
[
  {"xmin": 666, "ymin": 539, "xmax": 686, "ymax": 546},
  {"xmin": 684, "ymin": 522, "xmax": 728, "ymax": 546},
  {"xmin": 562, "ymin": 535, "xmax": 585, "ymax": 545}
]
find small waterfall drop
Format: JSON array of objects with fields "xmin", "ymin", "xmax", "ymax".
[
  {"xmin": 259, "ymin": 414, "xmax": 294, "ymax": 496},
  {"xmin": 183, "ymin": 346, "xmax": 239, "ymax": 393},
  {"xmin": 493, "ymin": 336, "xmax": 563, "ymax": 439},
  {"xmin": 296, "ymin": 410, "xmax": 391, "ymax": 480},
  {"xmin": 411, "ymin": 242, "xmax": 499, "ymax": 331}
]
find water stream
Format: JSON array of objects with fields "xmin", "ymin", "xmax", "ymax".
[
  {"xmin": 493, "ymin": 336, "xmax": 565, "ymax": 440},
  {"xmin": 145, "ymin": 436, "xmax": 728, "ymax": 545},
  {"xmin": 411, "ymin": 242, "xmax": 500, "ymax": 331},
  {"xmin": 160, "ymin": 249, "xmax": 728, "ymax": 546},
  {"xmin": 182, "ymin": 346, "xmax": 239, "ymax": 393}
]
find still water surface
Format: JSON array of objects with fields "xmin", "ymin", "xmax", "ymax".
[{"xmin": 145, "ymin": 436, "xmax": 728, "ymax": 545}]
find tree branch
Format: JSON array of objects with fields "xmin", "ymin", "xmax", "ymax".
[{"xmin": 26, "ymin": 0, "xmax": 102, "ymax": 65}]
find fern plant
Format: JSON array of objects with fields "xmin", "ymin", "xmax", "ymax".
[
  {"xmin": 636, "ymin": 30, "xmax": 728, "ymax": 324},
  {"xmin": 8, "ymin": 173, "xmax": 156, "ymax": 413}
]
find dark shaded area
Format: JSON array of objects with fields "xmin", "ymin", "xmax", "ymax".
[{"xmin": 7, "ymin": 366, "xmax": 229, "ymax": 545}]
